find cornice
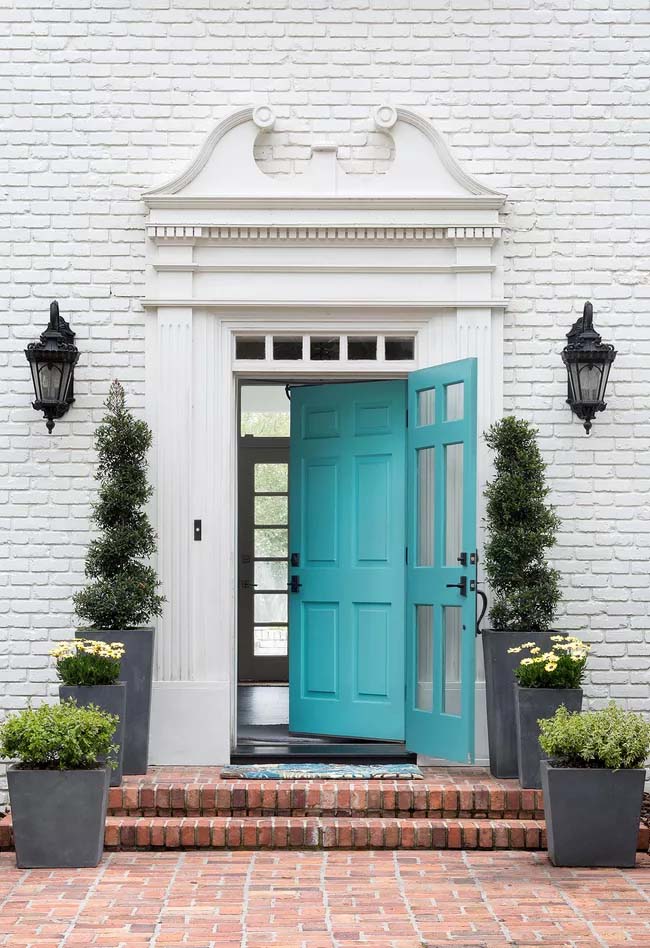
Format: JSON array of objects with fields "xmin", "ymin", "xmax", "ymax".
[
  {"xmin": 144, "ymin": 195, "xmax": 504, "ymax": 211},
  {"xmin": 140, "ymin": 298, "xmax": 507, "ymax": 311}
]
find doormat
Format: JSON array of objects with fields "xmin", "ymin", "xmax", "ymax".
[{"xmin": 220, "ymin": 763, "xmax": 423, "ymax": 780}]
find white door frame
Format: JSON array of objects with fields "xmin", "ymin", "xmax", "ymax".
[{"xmin": 142, "ymin": 106, "xmax": 506, "ymax": 765}]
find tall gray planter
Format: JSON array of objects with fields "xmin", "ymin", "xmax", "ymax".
[
  {"xmin": 78, "ymin": 628, "xmax": 154, "ymax": 775},
  {"xmin": 514, "ymin": 685, "xmax": 583, "ymax": 789},
  {"xmin": 59, "ymin": 683, "xmax": 126, "ymax": 787},
  {"xmin": 7, "ymin": 764, "xmax": 110, "ymax": 868},
  {"xmin": 541, "ymin": 761, "xmax": 645, "ymax": 867},
  {"xmin": 482, "ymin": 630, "xmax": 555, "ymax": 777}
]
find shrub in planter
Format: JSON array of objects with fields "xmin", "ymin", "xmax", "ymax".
[
  {"xmin": 482, "ymin": 416, "xmax": 562, "ymax": 777},
  {"xmin": 73, "ymin": 381, "xmax": 164, "ymax": 774},
  {"xmin": 509, "ymin": 635, "xmax": 588, "ymax": 789},
  {"xmin": 539, "ymin": 703, "xmax": 650, "ymax": 867},
  {"xmin": 0, "ymin": 700, "xmax": 118, "ymax": 868},
  {"xmin": 52, "ymin": 639, "xmax": 126, "ymax": 787}
]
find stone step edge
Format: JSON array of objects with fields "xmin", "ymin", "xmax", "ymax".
[
  {"xmin": 107, "ymin": 783, "xmax": 544, "ymax": 820},
  {"xmin": 1, "ymin": 816, "xmax": 648, "ymax": 852}
]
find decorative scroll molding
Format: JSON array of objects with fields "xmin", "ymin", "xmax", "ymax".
[
  {"xmin": 146, "ymin": 224, "xmax": 502, "ymax": 243},
  {"xmin": 143, "ymin": 105, "xmax": 506, "ymax": 206}
]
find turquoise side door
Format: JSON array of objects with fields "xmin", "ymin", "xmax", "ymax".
[
  {"xmin": 405, "ymin": 359, "xmax": 478, "ymax": 762},
  {"xmin": 289, "ymin": 381, "xmax": 407, "ymax": 740}
]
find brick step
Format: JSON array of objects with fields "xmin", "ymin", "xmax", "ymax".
[
  {"xmin": 1, "ymin": 814, "xmax": 647, "ymax": 852},
  {"xmin": 107, "ymin": 782, "xmax": 545, "ymax": 820}
]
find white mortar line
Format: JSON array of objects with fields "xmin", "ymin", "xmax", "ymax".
[
  {"xmin": 460, "ymin": 849, "xmax": 515, "ymax": 944},
  {"xmin": 392, "ymin": 850, "xmax": 428, "ymax": 946},
  {"xmin": 149, "ymin": 851, "xmax": 187, "ymax": 948},
  {"xmin": 320, "ymin": 850, "xmax": 341, "ymax": 948},
  {"xmin": 239, "ymin": 850, "xmax": 257, "ymax": 948},
  {"xmin": 553, "ymin": 871, "xmax": 610, "ymax": 948},
  {"xmin": 60, "ymin": 853, "xmax": 112, "ymax": 948}
]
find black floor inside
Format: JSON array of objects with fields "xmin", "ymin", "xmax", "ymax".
[{"xmin": 234, "ymin": 684, "xmax": 415, "ymax": 763}]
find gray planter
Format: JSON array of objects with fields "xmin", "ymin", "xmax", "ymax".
[
  {"xmin": 7, "ymin": 764, "xmax": 110, "ymax": 868},
  {"xmin": 541, "ymin": 760, "xmax": 645, "ymax": 867},
  {"xmin": 514, "ymin": 685, "xmax": 583, "ymax": 789},
  {"xmin": 59, "ymin": 683, "xmax": 126, "ymax": 787},
  {"xmin": 78, "ymin": 628, "xmax": 154, "ymax": 775},
  {"xmin": 482, "ymin": 630, "xmax": 555, "ymax": 777}
]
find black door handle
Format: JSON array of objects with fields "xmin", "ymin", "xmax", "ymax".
[
  {"xmin": 289, "ymin": 576, "xmax": 302, "ymax": 593},
  {"xmin": 446, "ymin": 575, "xmax": 468, "ymax": 597}
]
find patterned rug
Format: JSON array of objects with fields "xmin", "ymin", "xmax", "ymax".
[{"xmin": 220, "ymin": 763, "xmax": 423, "ymax": 780}]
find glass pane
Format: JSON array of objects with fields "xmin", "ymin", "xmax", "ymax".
[
  {"xmin": 347, "ymin": 336, "xmax": 377, "ymax": 360},
  {"xmin": 310, "ymin": 337, "xmax": 340, "ymax": 360},
  {"xmin": 417, "ymin": 388, "xmax": 435, "ymax": 426},
  {"xmin": 254, "ymin": 593, "xmax": 288, "ymax": 623},
  {"xmin": 445, "ymin": 444, "xmax": 463, "ymax": 566},
  {"xmin": 273, "ymin": 336, "xmax": 303, "ymax": 360},
  {"xmin": 385, "ymin": 337, "xmax": 414, "ymax": 360},
  {"xmin": 236, "ymin": 336, "xmax": 265, "ymax": 360},
  {"xmin": 254, "ymin": 625, "xmax": 288, "ymax": 657},
  {"xmin": 443, "ymin": 606, "xmax": 462, "ymax": 716},
  {"xmin": 241, "ymin": 385, "xmax": 290, "ymax": 437},
  {"xmin": 254, "ymin": 463, "xmax": 288, "ymax": 493},
  {"xmin": 255, "ymin": 528, "xmax": 288, "ymax": 557},
  {"xmin": 415, "ymin": 605, "xmax": 433, "ymax": 712},
  {"xmin": 445, "ymin": 382, "xmax": 464, "ymax": 421},
  {"xmin": 255, "ymin": 560, "xmax": 288, "ymax": 590},
  {"xmin": 254, "ymin": 495, "xmax": 287, "ymax": 525},
  {"xmin": 417, "ymin": 447, "xmax": 434, "ymax": 567}
]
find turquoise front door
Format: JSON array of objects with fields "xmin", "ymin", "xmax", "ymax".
[
  {"xmin": 288, "ymin": 360, "xmax": 477, "ymax": 758},
  {"xmin": 405, "ymin": 359, "xmax": 478, "ymax": 762},
  {"xmin": 288, "ymin": 381, "xmax": 407, "ymax": 740}
]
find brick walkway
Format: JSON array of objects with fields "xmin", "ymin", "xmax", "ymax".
[{"xmin": 0, "ymin": 851, "xmax": 648, "ymax": 948}]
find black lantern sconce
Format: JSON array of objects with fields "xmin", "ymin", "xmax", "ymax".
[
  {"xmin": 25, "ymin": 301, "xmax": 80, "ymax": 433},
  {"xmin": 561, "ymin": 301, "xmax": 617, "ymax": 435}
]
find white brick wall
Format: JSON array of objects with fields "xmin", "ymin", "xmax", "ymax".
[{"xmin": 1, "ymin": 1, "xmax": 649, "ymax": 791}]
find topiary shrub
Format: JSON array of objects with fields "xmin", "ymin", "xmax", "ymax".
[
  {"xmin": 73, "ymin": 381, "xmax": 164, "ymax": 630},
  {"xmin": 0, "ymin": 701, "xmax": 119, "ymax": 770},
  {"xmin": 539, "ymin": 703, "xmax": 650, "ymax": 769},
  {"xmin": 483, "ymin": 416, "xmax": 561, "ymax": 632}
]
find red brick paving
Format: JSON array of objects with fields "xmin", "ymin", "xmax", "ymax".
[{"xmin": 0, "ymin": 850, "xmax": 648, "ymax": 947}]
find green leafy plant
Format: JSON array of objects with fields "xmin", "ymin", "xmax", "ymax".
[
  {"xmin": 539, "ymin": 703, "xmax": 650, "ymax": 769},
  {"xmin": 73, "ymin": 381, "xmax": 165, "ymax": 630},
  {"xmin": 484, "ymin": 416, "xmax": 562, "ymax": 632},
  {"xmin": 0, "ymin": 701, "xmax": 118, "ymax": 770},
  {"xmin": 508, "ymin": 634, "xmax": 589, "ymax": 689},
  {"xmin": 50, "ymin": 639, "xmax": 125, "ymax": 686}
]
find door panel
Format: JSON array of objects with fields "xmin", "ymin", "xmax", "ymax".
[
  {"xmin": 405, "ymin": 359, "xmax": 477, "ymax": 762},
  {"xmin": 289, "ymin": 381, "xmax": 406, "ymax": 740},
  {"xmin": 238, "ymin": 442, "xmax": 290, "ymax": 681}
]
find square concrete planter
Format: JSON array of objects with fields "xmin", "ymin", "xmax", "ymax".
[
  {"xmin": 482, "ymin": 630, "xmax": 556, "ymax": 777},
  {"xmin": 79, "ymin": 628, "xmax": 154, "ymax": 775},
  {"xmin": 514, "ymin": 685, "xmax": 582, "ymax": 789},
  {"xmin": 59, "ymin": 683, "xmax": 126, "ymax": 786},
  {"xmin": 7, "ymin": 764, "xmax": 110, "ymax": 868},
  {"xmin": 541, "ymin": 760, "xmax": 645, "ymax": 867}
]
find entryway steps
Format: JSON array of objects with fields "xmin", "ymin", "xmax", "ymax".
[{"xmin": 106, "ymin": 781, "xmax": 545, "ymax": 820}]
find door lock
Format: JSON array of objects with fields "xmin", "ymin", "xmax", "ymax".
[
  {"xmin": 446, "ymin": 575, "xmax": 468, "ymax": 597},
  {"xmin": 289, "ymin": 576, "xmax": 302, "ymax": 593}
]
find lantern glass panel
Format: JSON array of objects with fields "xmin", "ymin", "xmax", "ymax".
[
  {"xmin": 38, "ymin": 362, "xmax": 64, "ymax": 404},
  {"xmin": 577, "ymin": 362, "xmax": 604, "ymax": 405},
  {"xmin": 597, "ymin": 361, "xmax": 612, "ymax": 403}
]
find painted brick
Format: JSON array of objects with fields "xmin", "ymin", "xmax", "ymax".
[{"xmin": 1, "ymin": 0, "xmax": 650, "ymax": 804}]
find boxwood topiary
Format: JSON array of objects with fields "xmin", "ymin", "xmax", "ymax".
[{"xmin": 0, "ymin": 700, "xmax": 118, "ymax": 771}]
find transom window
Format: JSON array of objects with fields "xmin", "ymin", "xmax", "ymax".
[{"xmin": 234, "ymin": 334, "xmax": 416, "ymax": 363}]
